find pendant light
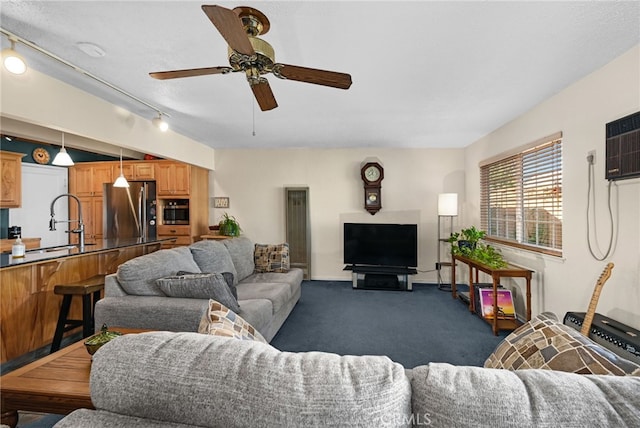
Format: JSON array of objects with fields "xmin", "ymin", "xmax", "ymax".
[
  {"xmin": 51, "ymin": 132, "xmax": 74, "ymax": 166},
  {"xmin": 113, "ymin": 149, "xmax": 130, "ymax": 188},
  {"xmin": 2, "ymin": 39, "xmax": 27, "ymax": 75}
]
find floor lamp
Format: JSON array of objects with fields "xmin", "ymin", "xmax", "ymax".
[{"xmin": 437, "ymin": 193, "xmax": 458, "ymax": 290}]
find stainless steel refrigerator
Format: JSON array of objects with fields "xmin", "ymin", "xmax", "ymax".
[{"xmin": 104, "ymin": 181, "xmax": 157, "ymax": 239}]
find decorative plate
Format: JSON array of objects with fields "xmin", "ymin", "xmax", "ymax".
[{"xmin": 32, "ymin": 147, "xmax": 50, "ymax": 164}]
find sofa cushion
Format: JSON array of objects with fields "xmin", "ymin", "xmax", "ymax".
[
  {"xmin": 189, "ymin": 240, "xmax": 238, "ymax": 286},
  {"xmin": 484, "ymin": 312, "xmax": 640, "ymax": 375},
  {"xmin": 198, "ymin": 299, "xmax": 266, "ymax": 343},
  {"xmin": 116, "ymin": 247, "xmax": 201, "ymax": 296},
  {"xmin": 222, "ymin": 236, "xmax": 255, "ymax": 282},
  {"xmin": 239, "ymin": 269, "xmax": 303, "ymax": 295},
  {"xmin": 411, "ymin": 362, "xmax": 640, "ymax": 427},
  {"xmin": 234, "ymin": 299, "xmax": 273, "ymax": 338},
  {"xmin": 90, "ymin": 332, "xmax": 412, "ymax": 428},
  {"xmin": 156, "ymin": 273, "xmax": 240, "ymax": 312},
  {"xmin": 236, "ymin": 282, "xmax": 292, "ymax": 314},
  {"xmin": 254, "ymin": 243, "xmax": 290, "ymax": 273}
]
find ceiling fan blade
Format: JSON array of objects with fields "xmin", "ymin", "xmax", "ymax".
[
  {"xmin": 149, "ymin": 67, "xmax": 232, "ymax": 80},
  {"xmin": 273, "ymin": 64, "xmax": 352, "ymax": 90},
  {"xmin": 251, "ymin": 81, "xmax": 278, "ymax": 111},
  {"xmin": 202, "ymin": 5, "xmax": 255, "ymax": 56}
]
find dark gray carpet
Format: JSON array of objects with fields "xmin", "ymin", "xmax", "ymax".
[{"xmin": 271, "ymin": 280, "xmax": 508, "ymax": 368}]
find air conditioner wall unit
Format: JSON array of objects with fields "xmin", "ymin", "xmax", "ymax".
[{"xmin": 605, "ymin": 111, "xmax": 640, "ymax": 181}]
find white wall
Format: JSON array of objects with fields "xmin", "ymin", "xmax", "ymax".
[
  {"xmin": 212, "ymin": 148, "xmax": 464, "ymax": 282},
  {"xmin": 464, "ymin": 45, "xmax": 640, "ymax": 329},
  {"xmin": 0, "ymin": 67, "xmax": 215, "ymax": 170}
]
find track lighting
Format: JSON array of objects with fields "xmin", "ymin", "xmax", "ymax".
[
  {"xmin": 51, "ymin": 132, "xmax": 74, "ymax": 166},
  {"xmin": 152, "ymin": 113, "xmax": 169, "ymax": 132},
  {"xmin": 1, "ymin": 28, "xmax": 170, "ymax": 129},
  {"xmin": 2, "ymin": 39, "xmax": 27, "ymax": 75},
  {"xmin": 113, "ymin": 149, "xmax": 130, "ymax": 188}
]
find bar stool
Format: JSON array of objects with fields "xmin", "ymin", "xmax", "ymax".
[{"xmin": 50, "ymin": 275, "xmax": 105, "ymax": 353}]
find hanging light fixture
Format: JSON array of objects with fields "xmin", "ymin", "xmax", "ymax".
[
  {"xmin": 152, "ymin": 112, "xmax": 169, "ymax": 132},
  {"xmin": 51, "ymin": 132, "xmax": 74, "ymax": 166},
  {"xmin": 1, "ymin": 38, "xmax": 27, "ymax": 75},
  {"xmin": 113, "ymin": 149, "xmax": 130, "ymax": 188}
]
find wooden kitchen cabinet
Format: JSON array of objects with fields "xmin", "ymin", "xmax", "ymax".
[
  {"xmin": 156, "ymin": 161, "xmax": 190, "ymax": 196},
  {"xmin": 69, "ymin": 162, "xmax": 112, "ymax": 196},
  {"xmin": 114, "ymin": 162, "xmax": 155, "ymax": 181},
  {"xmin": 69, "ymin": 158, "xmax": 209, "ymax": 248},
  {"xmin": 0, "ymin": 151, "xmax": 24, "ymax": 208},
  {"xmin": 69, "ymin": 196, "xmax": 103, "ymax": 245},
  {"xmin": 157, "ymin": 225, "xmax": 191, "ymax": 248}
]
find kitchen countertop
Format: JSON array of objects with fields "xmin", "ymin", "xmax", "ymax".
[{"xmin": 0, "ymin": 237, "xmax": 174, "ymax": 269}]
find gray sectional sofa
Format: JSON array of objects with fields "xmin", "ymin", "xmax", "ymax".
[
  {"xmin": 55, "ymin": 330, "xmax": 640, "ymax": 428},
  {"xmin": 94, "ymin": 237, "xmax": 302, "ymax": 342}
]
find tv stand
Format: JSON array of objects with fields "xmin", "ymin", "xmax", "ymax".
[{"xmin": 344, "ymin": 265, "xmax": 417, "ymax": 291}]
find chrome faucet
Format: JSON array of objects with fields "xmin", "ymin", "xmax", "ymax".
[{"xmin": 50, "ymin": 193, "xmax": 85, "ymax": 250}]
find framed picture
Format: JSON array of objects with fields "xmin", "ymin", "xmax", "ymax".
[
  {"xmin": 213, "ymin": 197, "xmax": 230, "ymax": 209},
  {"xmin": 479, "ymin": 288, "xmax": 515, "ymax": 319}
]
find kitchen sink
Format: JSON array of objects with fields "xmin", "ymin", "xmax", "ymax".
[{"xmin": 26, "ymin": 244, "xmax": 96, "ymax": 254}]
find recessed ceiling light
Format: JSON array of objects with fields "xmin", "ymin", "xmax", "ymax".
[{"xmin": 76, "ymin": 42, "xmax": 106, "ymax": 58}]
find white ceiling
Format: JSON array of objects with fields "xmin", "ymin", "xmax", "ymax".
[{"xmin": 1, "ymin": 1, "xmax": 639, "ymax": 150}]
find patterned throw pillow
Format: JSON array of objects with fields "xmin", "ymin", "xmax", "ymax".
[
  {"xmin": 484, "ymin": 312, "xmax": 640, "ymax": 376},
  {"xmin": 156, "ymin": 273, "xmax": 240, "ymax": 312},
  {"xmin": 198, "ymin": 299, "xmax": 267, "ymax": 343},
  {"xmin": 254, "ymin": 243, "xmax": 290, "ymax": 273}
]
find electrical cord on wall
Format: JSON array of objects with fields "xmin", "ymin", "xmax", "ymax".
[{"xmin": 586, "ymin": 156, "xmax": 617, "ymax": 260}]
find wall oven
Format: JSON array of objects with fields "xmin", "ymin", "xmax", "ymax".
[{"xmin": 163, "ymin": 200, "xmax": 189, "ymax": 225}]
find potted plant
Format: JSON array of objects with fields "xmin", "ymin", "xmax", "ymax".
[
  {"xmin": 218, "ymin": 213, "xmax": 241, "ymax": 236},
  {"xmin": 447, "ymin": 226, "xmax": 506, "ymax": 268}
]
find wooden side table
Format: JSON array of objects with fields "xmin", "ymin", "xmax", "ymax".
[
  {"xmin": 1, "ymin": 328, "xmax": 148, "ymax": 428},
  {"xmin": 451, "ymin": 254, "xmax": 533, "ymax": 335}
]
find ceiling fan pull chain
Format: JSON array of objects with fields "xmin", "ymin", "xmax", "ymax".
[{"xmin": 252, "ymin": 97, "xmax": 256, "ymax": 137}]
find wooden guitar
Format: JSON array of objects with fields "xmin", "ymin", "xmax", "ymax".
[{"xmin": 580, "ymin": 262, "xmax": 614, "ymax": 336}]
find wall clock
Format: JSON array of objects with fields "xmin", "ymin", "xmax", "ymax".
[
  {"xmin": 32, "ymin": 148, "xmax": 50, "ymax": 165},
  {"xmin": 360, "ymin": 159, "xmax": 384, "ymax": 215}
]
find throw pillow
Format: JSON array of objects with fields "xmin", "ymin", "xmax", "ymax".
[
  {"xmin": 254, "ymin": 243, "xmax": 290, "ymax": 273},
  {"xmin": 198, "ymin": 299, "xmax": 267, "ymax": 343},
  {"xmin": 484, "ymin": 312, "xmax": 640, "ymax": 375},
  {"xmin": 176, "ymin": 270, "xmax": 237, "ymax": 300},
  {"xmin": 156, "ymin": 273, "xmax": 240, "ymax": 313},
  {"xmin": 189, "ymin": 240, "xmax": 239, "ymax": 286}
]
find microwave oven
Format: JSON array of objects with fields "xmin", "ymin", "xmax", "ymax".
[{"xmin": 163, "ymin": 200, "xmax": 189, "ymax": 225}]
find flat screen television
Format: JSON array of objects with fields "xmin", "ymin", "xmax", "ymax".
[{"xmin": 343, "ymin": 223, "xmax": 418, "ymax": 268}]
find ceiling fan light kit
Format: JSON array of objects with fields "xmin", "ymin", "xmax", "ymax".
[{"xmin": 149, "ymin": 4, "xmax": 353, "ymax": 111}]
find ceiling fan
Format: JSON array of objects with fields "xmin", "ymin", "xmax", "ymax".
[{"xmin": 149, "ymin": 5, "xmax": 353, "ymax": 111}]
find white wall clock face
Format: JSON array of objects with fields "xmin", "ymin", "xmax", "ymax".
[{"xmin": 364, "ymin": 165, "xmax": 381, "ymax": 182}]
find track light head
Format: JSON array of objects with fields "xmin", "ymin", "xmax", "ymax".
[
  {"xmin": 2, "ymin": 39, "xmax": 27, "ymax": 75},
  {"xmin": 152, "ymin": 114, "xmax": 169, "ymax": 132}
]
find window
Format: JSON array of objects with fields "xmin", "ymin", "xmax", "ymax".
[{"xmin": 480, "ymin": 133, "xmax": 562, "ymax": 256}]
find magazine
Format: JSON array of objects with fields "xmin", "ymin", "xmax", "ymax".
[{"xmin": 479, "ymin": 288, "xmax": 515, "ymax": 319}]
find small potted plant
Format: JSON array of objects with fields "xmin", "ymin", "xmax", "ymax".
[{"xmin": 218, "ymin": 213, "xmax": 241, "ymax": 236}]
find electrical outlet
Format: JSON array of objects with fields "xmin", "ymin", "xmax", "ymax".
[{"xmin": 587, "ymin": 150, "xmax": 596, "ymax": 165}]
